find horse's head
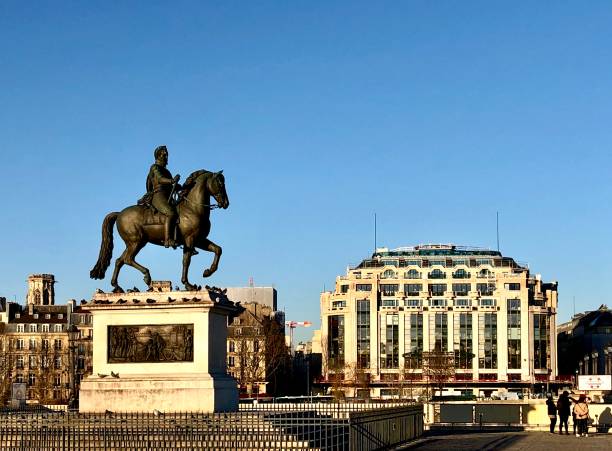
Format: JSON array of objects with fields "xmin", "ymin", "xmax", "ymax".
[{"xmin": 207, "ymin": 170, "xmax": 229, "ymax": 209}]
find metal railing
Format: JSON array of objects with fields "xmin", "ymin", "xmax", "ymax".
[{"xmin": 0, "ymin": 404, "xmax": 423, "ymax": 450}]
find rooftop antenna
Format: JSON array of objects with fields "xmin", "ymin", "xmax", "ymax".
[
  {"xmin": 496, "ymin": 211, "xmax": 500, "ymax": 252},
  {"xmin": 573, "ymin": 296, "xmax": 576, "ymax": 317},
  {"xmin": 374, "ymin": 213, "xmax": 377, "ymax": 254}
]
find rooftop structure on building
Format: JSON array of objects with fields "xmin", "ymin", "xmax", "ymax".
[{"xmin": 225, "ymin": 287, "xmax": 277, "ymax": 310}]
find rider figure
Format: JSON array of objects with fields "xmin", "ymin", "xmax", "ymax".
[{"xmin": 147, "ymin": 145, "xmax": 180, "ymax": 248}]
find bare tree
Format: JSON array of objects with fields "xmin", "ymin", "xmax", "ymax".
[
  {"xmin": 0, "ymin": 325, "xmax": 13, "ymax": 404},
  {"xmin": 422, "ymin": 350, "xmax": 455, "ymax": 399},
  {"xmin": 231, "ymin": 309, "xmax": 289, "ymax": 397},
  {"xmin": 344, "ymin": 362, "xmax": 371, "ymax": 399}
]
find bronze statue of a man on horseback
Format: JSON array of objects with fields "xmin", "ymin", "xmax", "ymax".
[{"xmin": 90, "ymin": 145, "xmax": 229, "ymax": 292}]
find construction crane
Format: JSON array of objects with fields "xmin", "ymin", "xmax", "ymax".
[{"xmin": 285, "ymin": 320, "xmax": 312, "ymax": 353}]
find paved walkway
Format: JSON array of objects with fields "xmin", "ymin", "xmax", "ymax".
[{"xmin": 400, "ymin": 432, "xmax": 612, "ymax": 450}]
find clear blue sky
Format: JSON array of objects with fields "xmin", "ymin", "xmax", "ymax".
[{"xmin": 1, "ymin": 1, "xmax": 612, "ymax": 343}]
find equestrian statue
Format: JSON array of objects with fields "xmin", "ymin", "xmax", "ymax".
[{"xmin": 90, "ymin": 145, "xmax": 229, "ymax": 292}]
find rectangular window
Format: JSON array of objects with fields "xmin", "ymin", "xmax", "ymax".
[
  {"xmin": 428, "ymin": 284, "xmax": 447, "ymax": 296},
  {"xmin": 380, "ymin": 314, "xmax": 399, "ymax": 369},
  {"xmin": 477, "ymin": 283, "xmax": 495, "ymax": 295},
  {"xmin": 432, "ymin": 313, "xmax": 448, "ymax": 352},
  {"xmin": 454, "ymin": 313, "xmax": 473, "ymax": 369},
  {"xmin": 357, "ymin": 300, "xmax": 370, "ymax": 368},
  {"xmin": 381, "ymin": 299, "xmax": 398, "ymax": 307},
  {"xmin": 16, "ymin": 324, "xmax": 24, "ymax": 332},
  {"xmin": 54, "ymin": 374, "xmax": 62, "ymax": 386},
  {"xmin": 28, "ymin": 373, "xmax": 36, "ymax": 387},
  {"xmin": 229, "ymin": 341, "xmax": 235, "ymax": 353},
  {"xmin": 429, "ymin": 260, "xmax": 445, "ymax": 267},
  {"xmin": 29, "ymin": 355, "xmax": 37, "ymax": 369},
  {"xmin": 331, "ymin": 300, "xmax": 347, "ymax": 309},
  {"xmin": 340, "ymin": 285, "xmax": 349, "ymax": 294},
  {"xmin": 505, "ymin": 283, "xmax": 521, "ymax": 291},
  {"xmin": 54, "ymin": 339, "xmax": 62, "ymax": 350},
  {"xmin": 476, "ymin": 259, "xmax": 492, "ymax": 266},
  {"xmin": 328, "ymin": 315, "xmax": 345, "ymax": 369},
  {"xmin": 41, "ymin": 324, "xmax": 50, "ymax": 333},
  {"xmin": 452, "ymin": 283, "xmax": 471, "ymax": 296},
  {"xmin": 29, "ymin": 338, "xmax": 37, "ymax": 350},
  {"xmin": 404, "ymin": 284, "xmax": 422, "ymax": 296},
  {"xmin": 454, "ymin": 299, "xmax": 471, "ymax": 307},
  {"xmin": 478, "ymin": 313, "xmax": 497, "ymax": 369},
  {"xmin": 533, "ymin": 314, "xmax": 549, "ymax": 370},
  {"xmin": 405, "ymin": 299, "xmax": 421, "ymax": 307},
  {"xmin": 54, "ymin": 357, "xmax": 62, "ymax": 369},
  {"xmin": 16, "ymin": 339, "xmax": 24, "ymax": 350},
  {"xmin": 54, "ymin": 324, "xmax": 62, "ymax": 332},
  {"xmin": 355, "ymin": 284, "xmax": 372, "ymax": 292},
  {"xmin": 16, "ymin": 356, "xmax": 24, "ymax": 369},
  {"xmin": 429, "ymin": 299, "xmax": 447, "ymax": 307},
  {"xmin": 77, "ymin": 356, "xmax": 85, "ymax": 370},
  {"xmin": 29, "ymin": 324, "xmax": 37, "ymax": 333},
  {"xmin": 479, "ymin": 298, "xmax": 496, "ymax": 307},
  {"xmin": 42, "ymin": 339, "xmax": 49, "ymax": 350},
  {"xmin": 406, "ymin": 314, "xmax": 423, "ymax": 368},
  {"xmin": 228, "ymin": 356, "xmax": 235, "ymax": 367},
  {"xmin": 380, "ymin": 283, "xmax": 399, "ymax": 295},
  {"xmin": 507, "ymin": 299, "xmax": 521, "ymax": 369}
]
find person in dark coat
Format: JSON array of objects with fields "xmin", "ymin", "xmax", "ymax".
[
  {"xmin": 556, "ymin": 391, "xmax": 571, "ymax": 434},
  {"xmin": 546, "ymin": 394, "xmax": 558, "ymax": 433}
]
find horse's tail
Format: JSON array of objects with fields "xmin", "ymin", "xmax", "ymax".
[{"xmin": 90, "ymin": 212, "xmax": 119, "ymax": 280}]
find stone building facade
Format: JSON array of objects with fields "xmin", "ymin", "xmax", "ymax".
[
  {"xmin": 227, "ymin": 302, "xmax": 287, "ymax": 397},
  {"xmin": 320, "ymin": 244, "xmax": 559, "ymax": 398},
  {"xmin": 557, "ymin": 305, "xmax": 612, "ymax": 377},
  {"xmin": 0, "ymin": 275, "xmax": 72, "ymax": 404}
]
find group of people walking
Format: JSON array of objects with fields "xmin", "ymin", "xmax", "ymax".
[{"xmin": 546, "ymin": 391, "xmax": 590, "ymax": 437}]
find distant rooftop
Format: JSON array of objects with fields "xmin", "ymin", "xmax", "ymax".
[
  {"xmin": 374, "ymin": 244, "xmax": 502, "ymax": 258},
  {"xmin": 352, "ymin": 244, "xmax": 526, "ymax": 270}
]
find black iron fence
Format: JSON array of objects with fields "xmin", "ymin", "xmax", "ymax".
[{"xmin": 0, "ymin": 404, "xmax": 423, "ymax": 450}]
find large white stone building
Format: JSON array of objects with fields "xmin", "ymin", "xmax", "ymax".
[{"xmin": 320, "ymin": 244, "xmax": 558, "ymax": 398}]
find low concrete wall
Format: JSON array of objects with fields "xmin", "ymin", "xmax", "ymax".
[{"xmin": 427, "ymin": 401, "xmax": 612, "ymax": 432}]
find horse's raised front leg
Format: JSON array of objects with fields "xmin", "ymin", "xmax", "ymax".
[
  {"xmin": 197, "ymin": 238, "xmax": 222, "ymax": 278},
  {"xmin": 181, "ymin": 238, "xmax": 198, "ymax": 291}
]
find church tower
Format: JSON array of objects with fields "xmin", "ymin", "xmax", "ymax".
[{"xmin": 26, "ymin": 274, "xmax": 55, "ymax": 306}]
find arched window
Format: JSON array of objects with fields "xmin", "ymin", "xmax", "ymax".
[
  {"xmin": 382, "ymin": 269, "xmax": 396, "ymax": 279},
  {"xmin": 405, "ymin": 269, "xmax": 421, "ymax": 279},
  {"xmin": 429, "ymin": 269, "xmax": 446, "ymax": 279},
  {"xmin": 453, "ymin": 269, "xmax": 469, "ymax": 279},
  {"xmin": 479, "ymin": 269, "xmax": 491, "ymax": 278}
]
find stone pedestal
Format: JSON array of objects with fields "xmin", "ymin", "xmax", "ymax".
[{"xmin": 79, "ymin": 288, "xmax": 240, "ymax": 413}]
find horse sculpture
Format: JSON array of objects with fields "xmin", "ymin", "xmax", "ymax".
[{"xmin": 90, "ymin": 170, "xmax": 229, "ymax": 292}]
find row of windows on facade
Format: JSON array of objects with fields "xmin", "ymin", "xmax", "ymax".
[
  {"xmin": 328, "ymin": 311, "xmax": 549, "ymax": 371},
  {"xmin": 331, "ymin": 297, "xmax": 514, "ymax": 309},
  {"xmin": 361, "ymin": 258, "xmax": 500, "ymax": 269},
  {"xmin": 10, "ymin": 338, "xmax": 89, "ymax": 353},
  {"xmin": 228, "ymin": 340, "xmax": 260, "ymax": 353},
  {"xmin": 13, "ymin": 324, "xmax": 65, "ymax": 333},
  {"xmin": 14, "ymin": 313, "xmax": 63, "ymax": 320},
  {"xmin": 13, "ymin": 373, "xmax": 65, "ymax": 387},
  {"xmin": 350, "ymin": 268, "xmax": 511, "ymax": 282},
  {"xmin": 343, "ymin": 282, "xmax": 520, "ymax": 294},
  {"xmin": 11, "ymin": 338, "xmax": 66, "ymax": 350},
  {"xmin": 14, "ymin": 354, "xmax": 86, "ymax": 370}
]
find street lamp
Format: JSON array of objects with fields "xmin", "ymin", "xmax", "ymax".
[{"xmin": 67, "ymin": 325, "xmax": 79, "ymax": 409}]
